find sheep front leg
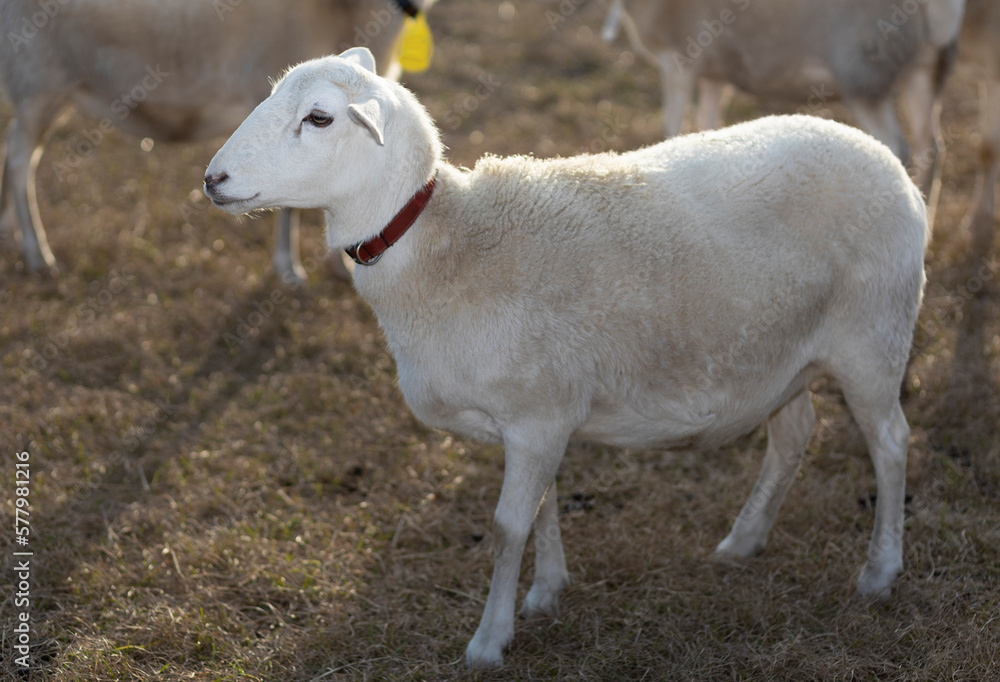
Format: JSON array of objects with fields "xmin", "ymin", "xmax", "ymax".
[
  {"xmin": 0, "ymin": 149, "xmax": 15, "ymax": 251},
  {"xmin": 465, "ymin": 425, "xmax": 569, "ymax": 669},
  {"xmin": 694, "ymin": 79, "xmax": 730, "ymax": 132},
  {"xmin": 520, "ymin": 479, "xmax": 569, "ymax": 618},
  {"xmin": 273, "ymin": 208, "xmax": 307, "ymax": 286},
  {"xmin": 716, "ymin": 390, "xmax": 815, "ymax": 558},
  {"xmin": 274, "ymin": 208, "xmax": 352, "ymax": 285}
]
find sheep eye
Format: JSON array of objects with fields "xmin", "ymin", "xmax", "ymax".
[{"xmin": 305, "ymin": 111, "xmax": 332, "ymax": 127}]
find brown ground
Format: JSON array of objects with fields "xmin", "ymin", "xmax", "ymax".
[{"xmin": 1, "ymin": 1, "xmax": 998, "ymax": 680}]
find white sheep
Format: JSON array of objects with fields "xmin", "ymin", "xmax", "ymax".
[
  {"xmin": 204, "ymin": 49, "xmax": 929, "ymax": 668},
  {"xmin": 602, "ymin": 0, "xmax": 965, "ymax": 218},
  {"xmin": 960, "ymin": 0, "xmax": 1000, "ymax": 251},
  {"xmin": 0, "ymin": 0, "xmax": 428, "ymax": 281}
]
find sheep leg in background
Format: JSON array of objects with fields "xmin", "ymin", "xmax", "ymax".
[
  {"xmin": 965, "ymin": 66, "xmax": 1000, "ymax": 252},
  {"xmin": 601, "ymin": 0, "xmax": 623, "ymax": 42},
  {"xmin": 694, "ymin": 79, "xmax": 730, "ymax": 132},
  {"xmin": 0, "ymin": 129, "xmax": 14, "ymax": 251},
  {"xmin": 519, "ymin": 478, "xmax": 570, "ymax": 619},
  {"xmin": 327, "ymin": 243, "xmax": 353, "ymax": 282},
  {"xmin": 1, "ymin": 95, "xmax": 67, "ymax": 273},
  {"xmin": 273, "ymin": 208, "xmax": 306, "ymax": 285},
  {"xmin": 898, "ymin": 62, "xmax": 946, "ymax": 228},
  {"xmin": 716, "ymin": 390, "xmax": 815, "ymax": 558},
  {"xmin": 657, "ymin": 53, "xmax": 696, "ymax": 138},
  {"xmin": 273, "ymin": 208, "xmax": 353, "ymax": 285},
  {"xmin": 848, "ymin": 97, "xmax": 910, "ymax": 165},
  {"xmin": 465, "ymin": 424, "xmax": 569, "ymax": 668}
]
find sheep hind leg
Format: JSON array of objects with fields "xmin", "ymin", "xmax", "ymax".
[
  {"xmin": 848, "ymin": 97, "xmax": 909, "ymax": 167},
  {"xmin": 963, "ymin": 68, "xmax": 1000, "ymax": 253},
  {"xmin": 897, "ymin": 64, "xmax": 945, "ymax": 229},
  {"xmin": 466, "ymin": 424, "xmax": 569, "ymax": 669},
  {"xmin": 520, "ymin": 478, "xmax": 569, "ymax": 618},
  {"xmin": 716, "ymin": 390, "xmax": 815, "ymax": 559},
  {"xmin": 838, "ymin": 378, "xmax": 909, "ymax": 599},
  {"xmin": 826, "ymin": 336, "xmax": 910, "ymax": 598},
  {"xmin": 3, "ymin": 102, "xmax": 65, "ymax": 273}
]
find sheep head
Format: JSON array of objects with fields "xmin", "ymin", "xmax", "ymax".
[{"xmin": 204, "ymin": 47, "xmax": 396, "ymax": 216}]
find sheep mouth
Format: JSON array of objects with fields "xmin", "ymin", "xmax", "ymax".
[{"xmin": 208, "ymin": 192, "xmax": 262, "ymax": 210}]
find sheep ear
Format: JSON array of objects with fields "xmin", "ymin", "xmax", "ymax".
[
  {"xmin": 339, "ymin": 47, "xmax": 377, "ymax": 74},
  {"xmin": 348, "ymin": 97, "xmax": 385, "ymax": 146}
]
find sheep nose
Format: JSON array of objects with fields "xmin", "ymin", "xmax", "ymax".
[{"xmin": 204, "ymin": 171, "xmax": 228, "ymax": 191}]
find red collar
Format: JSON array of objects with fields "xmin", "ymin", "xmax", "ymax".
[{"xmin": 346, "ymin": 173, "xmax": 437, "ymax": 265}]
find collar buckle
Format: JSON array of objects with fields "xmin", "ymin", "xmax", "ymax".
[{"xmin": 348, "ymin": 245, "xmax": 384, "ymax": 266}]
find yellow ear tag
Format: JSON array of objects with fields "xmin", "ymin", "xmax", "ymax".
[{"xmin": 397, "ymin": 14, "xmax": 433, "ymax": 73}]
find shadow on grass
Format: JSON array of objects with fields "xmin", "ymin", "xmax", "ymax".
[{"xmin": 5, "ymin": 273, "xmax": 368, "ymax": 679}]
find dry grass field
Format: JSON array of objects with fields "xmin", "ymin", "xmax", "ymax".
[{"xmin": 2, "ymin": 1, "xmax": 999, "ymax": 679}]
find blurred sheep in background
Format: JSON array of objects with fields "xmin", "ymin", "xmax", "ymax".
[
  {"xmin": 602, "ymin": 0, "xmax": 966, "ymax": 228},
  {"xmin": 0, "ymin": 0, "xmax": 432, "ymax": 282}
]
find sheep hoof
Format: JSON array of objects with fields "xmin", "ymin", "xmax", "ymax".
[
  {"xmin": 275, "ymin": 263, "xmax": 308, "ymax": 289},
  {"xmin": 465, "ymin": 630, "xmax": 508, "ymax": 669},
  {"xmin": 23, "ymin": 246, "xmax": 59, "ymax": 277},
  {"xmin": 714, "ymin": 533, "xmax": 766, "ymax": 559},
  {"xmin": 29, "ymin": 259, "xmax": 60, "ymax": 279},
  {"xmin": 856, "ymin": 561, "xmax": 900, "ymax": 599},
  {"xmin": 519, "ymin": 582, "xmax": 563, "ymax": 619}
]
